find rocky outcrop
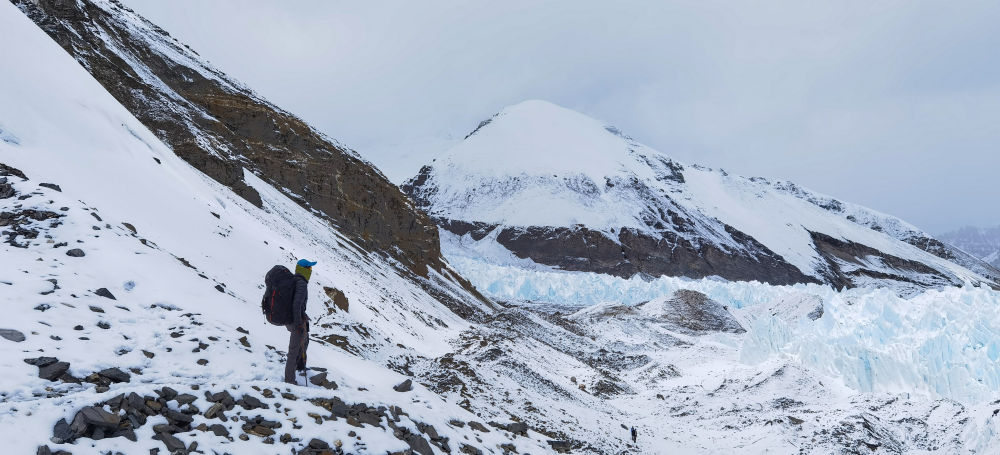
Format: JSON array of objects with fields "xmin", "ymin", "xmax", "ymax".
[
  {"xmin": 809, "ymin": 231, "xmax": 962, "ymax": 291},
  {"xmin": 657, "ymin": 290, "xmax": 745, "ymax": 334},
  {"xmin": 434, "ymin": 217, "xmax": 817, "ymax": 286},
  {"xmin": 13, "ymin": 0, "xmax": 442, "ymax": 275}
]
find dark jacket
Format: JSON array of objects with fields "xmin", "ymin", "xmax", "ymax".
[{"xmin": 292, "ymin": 274, "xmax": 308, "ymax": 325}]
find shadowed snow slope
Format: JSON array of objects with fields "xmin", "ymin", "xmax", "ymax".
[{"xmin": 406, "ymin": 100, "xmax": 1000, "ymax": 293}]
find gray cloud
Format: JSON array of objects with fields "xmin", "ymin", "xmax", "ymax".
[{"xmin": 123, "ymin": 0, "xmax": 1000, "ymax": 234}]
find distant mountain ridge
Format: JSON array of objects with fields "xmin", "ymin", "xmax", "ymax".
[
  {"xmin": 404, "ymin": 100, "xmax": 1000, "ymax": 293},
  {"xmin": 939, "ymin": 225, "xmax": 1000, "ymax": 268}
]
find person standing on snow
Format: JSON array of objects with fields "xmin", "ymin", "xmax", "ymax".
[
  {"xmin": 630, "ymin": 426, "xmax": 637, "ymax": 443},
  {"xmin": 284, "ymin": 259, "xmax": 315, "ymax": 384},
  {"xmin": 262, "ymin": 258, "xmax": 316, "ymax": 384}
]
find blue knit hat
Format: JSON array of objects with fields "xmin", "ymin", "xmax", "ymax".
[{"xmin": 297, "ymin": 259, "xmax": 317, "ymax": 268}]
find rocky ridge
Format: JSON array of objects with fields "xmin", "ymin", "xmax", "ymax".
[{"xmin": 12, "ymin": 0, "xmax": 443, "ymax": 276}]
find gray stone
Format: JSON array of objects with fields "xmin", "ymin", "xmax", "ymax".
[
  {"xmin": 0, "ymin": 328, "xmax": 25, "ymax": 342},
  {"xmin": 239, "ymin": 394, "xmax": 263, "ymax": 410},
  {"xmin": 94, "ymin": 288, "xmax": 116, "ymax": 300},
  {"xmin": 308, "ymin": 438, "xmax": 330, "ymax": 449},
  {"xmin": 404, "ymin": 433, "xmax": 434, "ymax": 455},
  {"xmin": 309, "ymin": 372, "xmax": 328, "ymax": 386},
  {"xmin": 25, "ymin": 356, "xmax": 58, "ymax": 367},
  {"xmin": 393, "ymin": 378, "xmax": 413, "ymax": 392},
  {"xmin": 506, "ymin": 422, "xmax": 528, "ymax": 435},
  {"xmin": 158, "ymin": 432, "xmax": 186, "ymax": 453},
  {"xmin": 157, "ymin": 386, "xmax": 179, "ymax": 401},
  {"xmin": 175, "ymin": 393, "xmax": 197, "ymax": 406},
  {"xmin": 98, "ymin": 367, "xmax": 130, "ymax": 383},
  {"xmin": 163, "ymin": 409, "xmax": 193, "ymax": 425},
  {"xmin": 65, "ymin": 248, "xmax": 85, "ymax": 257},
  {"xmin": 547, "ymin": 440, "xmax": 572, "ymax": 453},
  {"xmin": 38, "ymin": 362, "xmax": 70, "ymax": 381},
  {"xmin": 74, "ymin": 406, "xmax": 121, "ymax": 428},
  {"xmin": 209, "ymin": 424, "xmax": 229, "ymax": 437},
  {"xmin": 51, "ymin": 418, "xmax": 73, "ymax": 444}
]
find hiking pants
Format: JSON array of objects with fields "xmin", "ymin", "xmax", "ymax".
[{"xmin": 284, "ymin": 320, "xmax": 309, "ymax": 383}]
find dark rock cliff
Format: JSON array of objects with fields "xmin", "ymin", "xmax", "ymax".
[{"xmin": 13, "ymin": 0, "xmax": 443, "ymax": 275}]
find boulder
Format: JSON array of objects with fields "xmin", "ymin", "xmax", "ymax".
[
  {"xmin": 39, "ymin": 362, "xmax": 71, "ymax": 381},
  {"xmin": 163, "ymin": 409, "xmax": 193, "ymax": 426},
  {"xmin": 468, "ymin": 421, "xmax": 490, "ymax": 433},
  {"xmin": 547, "ymin": 440, "xmax": 572, "ymax": 453},
  {"xmin": 404, "ymin": 433, "xmax": 434, "ymax": 455},
  {"xmin": 157, "ymin": 387, "xmax": 179, "ymax": 401},
  {"xmin": 393, "ymin": 379, "xmax": 413, "ymax": 392},
  {"xmin": 506, "ymin": 422, "xmax": 528, "ymax": 435},
  {"xmin": 0, "ymin": 328, "xmax": 25, "ymax": 342},
  {"xmin": 157, "ymin": 432, "xmax": 186, "ymax": 453},
  {"xmin": 65, "ymin": 248, "xmax": 85, "ymax": 257},
  {"xmin": 94, "ymin": 288, "xmax": 116, "ymax": 300},
  {"xmin": 25, "ymin": 356, "xmax": 58, "ymax": 367},
  {"xmin": 50, "ymin": 418, "xmax": 73, "ymax": 444},
  {"xmin": 209, "ymin": 424, "xmax": 229, "ymax": 437},
  {"xmin": 97, "ymin": 367, "xmax": 130, "ymax": 383},
  {"xmin": 175, "ymin": 393, "xmax": 198, "ymax": 406},
  {"xmin": 239, "ymin": 394, "xmax": 263, "ymax": 410}
]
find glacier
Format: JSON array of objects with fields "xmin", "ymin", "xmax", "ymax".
[{"xmin": 447, "ymin": 250, "xmax": 1000, "ymax": 405}]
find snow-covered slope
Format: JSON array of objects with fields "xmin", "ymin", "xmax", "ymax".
[
  {"xmin": 0, "ymin": 3, "xmax": 549, "ymax": 453},
  {"xmin": 405, "ymin": 100, "xmax": 1000, "ymax": 293}
]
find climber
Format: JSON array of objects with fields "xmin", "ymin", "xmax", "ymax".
[{"xmin": 262, "ymin": 258, "xmax": 316, "ymax": 384}]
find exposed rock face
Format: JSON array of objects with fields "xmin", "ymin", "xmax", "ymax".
[
  {"xmin": 447, "ymin": 220, "xmax": 815, "ymax": 285},
  {"xmin": 13, "ymin": 0, "xmax": 442, "ymax": 275},
  {"xmin": 809, "ymin": 231, "xmax": 962, "ymax": 291}
]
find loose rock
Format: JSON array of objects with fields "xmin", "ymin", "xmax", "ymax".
[
  {"xmin": 39, "ymin": 361, "xmax": 71, "ymax": 381},
  {"xmin": 393, "ymin": 379, "xmax": 413, "ymax": 392},
  {"xmin": 94, "ymin": 288, "xmax": 116, "ymax": 300},
  {"xmin": 0, "ymin": 328, "xmax": 25, "ymax": 342},
  {"xmin": 98, "ymin": 367, "xmax": 130, "ymax": 383}
]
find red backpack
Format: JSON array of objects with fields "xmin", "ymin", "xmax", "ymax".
[{"xmin": 261, "ymin": 265, "xmax": 299, "ymax": 325}]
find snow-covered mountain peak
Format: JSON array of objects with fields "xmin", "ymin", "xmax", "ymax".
[
  {"xmin": 406, "ymin": 100, "xmax": 1000, "ymax": 291},
  {"xmin": 454, "ymin": 99, "xmax": 641, "ymax": 182},
  {"xmin": 411, "ymin": 100, "xmax": 686, "ymax": 230}
]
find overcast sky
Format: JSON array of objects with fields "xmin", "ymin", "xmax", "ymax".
[{"xmin": 124, "ymin": 0, "xmax": 999, "ymax": 234}]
